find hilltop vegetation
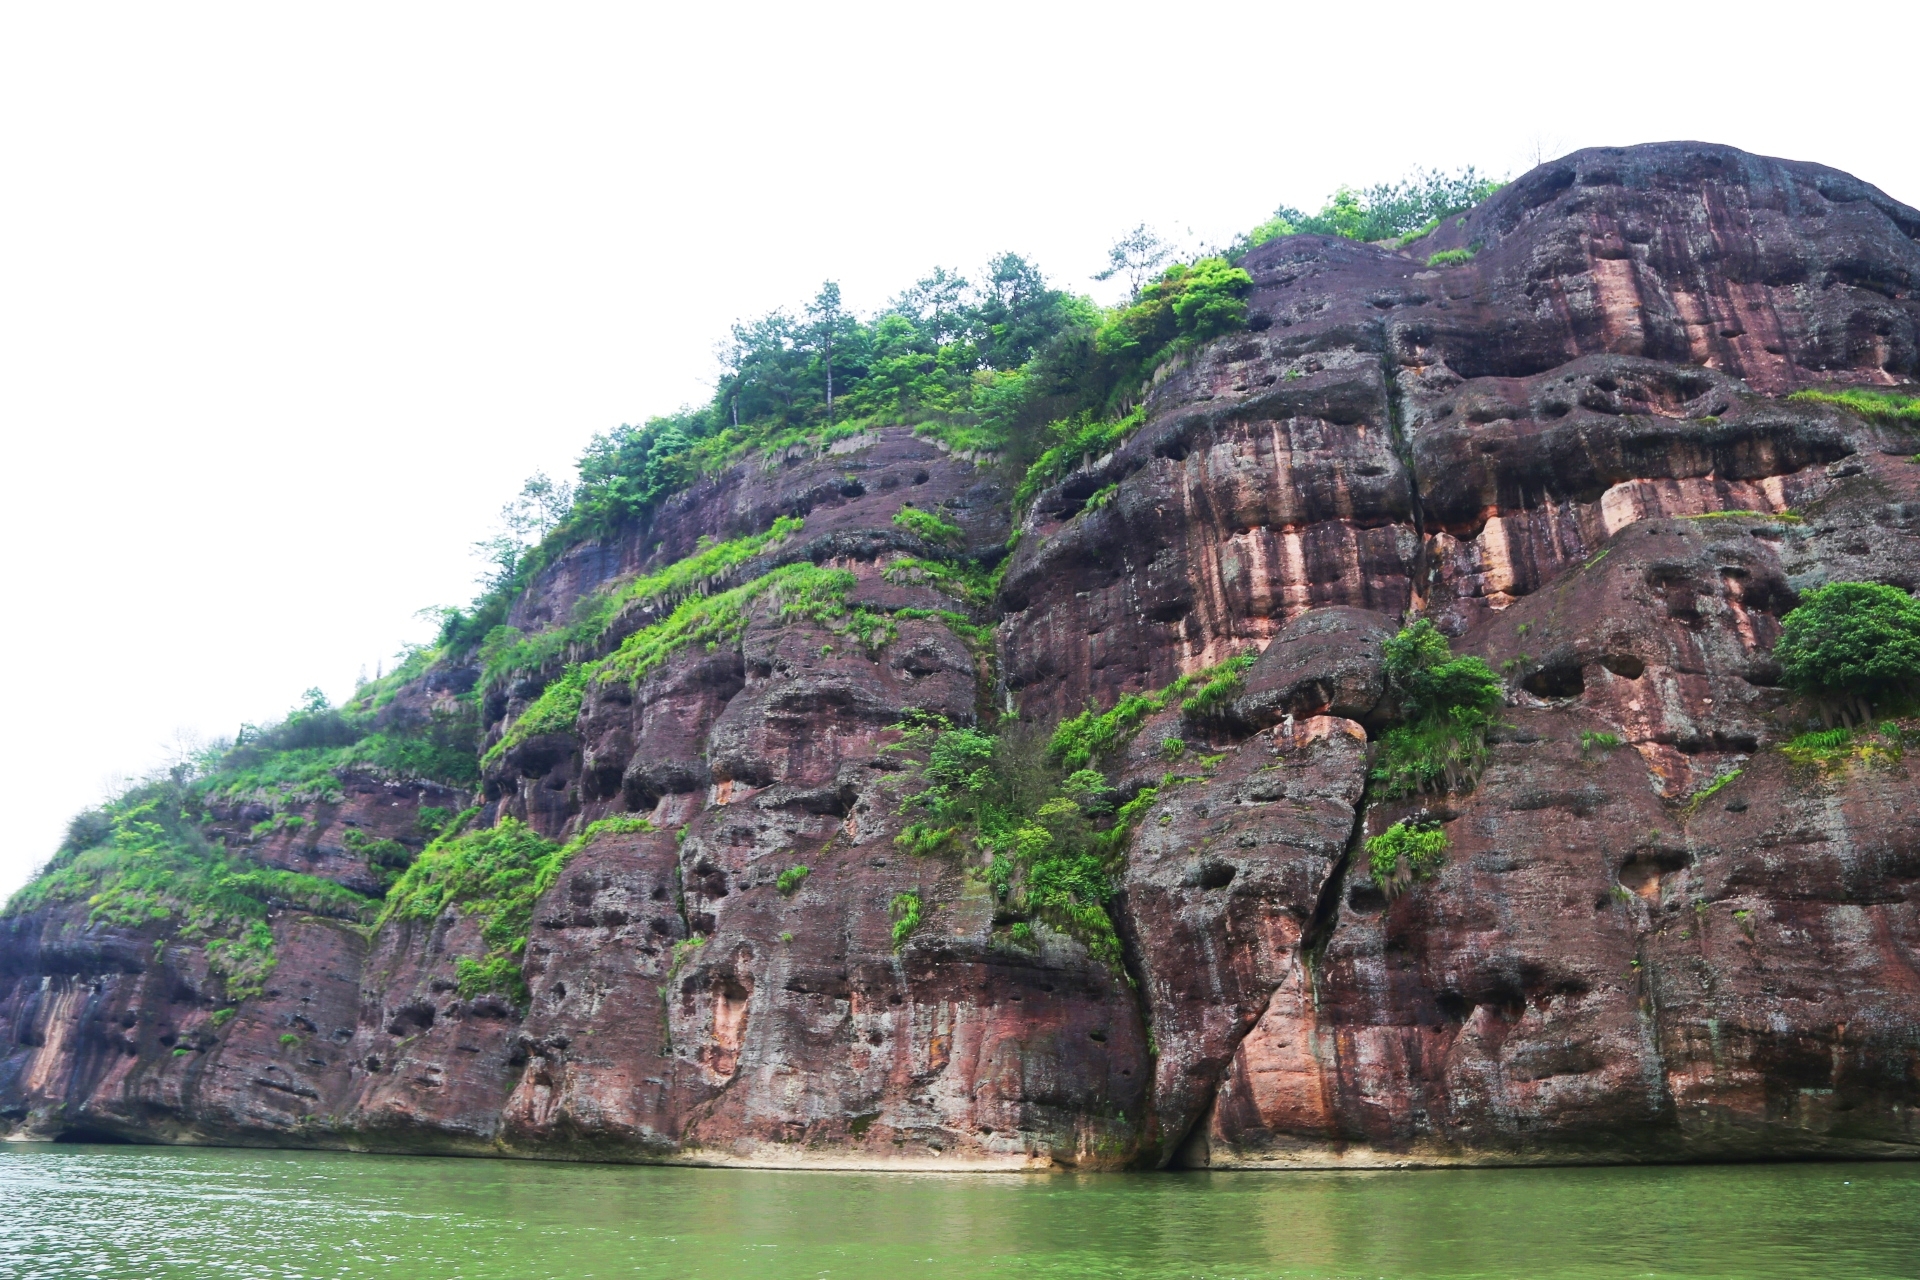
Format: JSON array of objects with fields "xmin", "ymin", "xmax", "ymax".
[
  {"xmin": 7, "ymin": 163, "xmax": 1517, "ymax": 1001},
  {"xmin": 435, "ymin": 166, "xmax": 1507, "ymax": 657}
]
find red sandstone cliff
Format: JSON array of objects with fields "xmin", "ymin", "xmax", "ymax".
[{"xmin": 4, "ymin": 142, "xmax": 1918, "ymax": 1167}]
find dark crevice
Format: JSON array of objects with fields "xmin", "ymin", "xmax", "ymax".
[
  {"xmin": 1302, "ymin": 781, "xmax": 1373, "ymax": 981},
  {"xmin": 1165, "ymin": 1081, "xmax": 1226, "ymax": 1169},
  {"xmin": 1108, "ymin": 890, "xmax": 1165, "ymax": 1169},
  {"xmin": 1378, "ymin": 328, "xmax": 1433, "ymax": 609},
  {"xmin": 1378, "ymin": 329, "xmax": 1426, "ymax": 540},
  {"xmin": 1166, "ymin": 772, "xmax": 1373, "ymax": 1170}
]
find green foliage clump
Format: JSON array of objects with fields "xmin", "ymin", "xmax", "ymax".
[
  {"xmin": 1230, "ymin": 167, "xmax": 1501, "ymax": 256},
  {"xmin": 477, "ymin": 515, "xmax": 804, "ymax": 693},
  {"xmin": 1047, "ymin": 654, "xmax": 1257, "ymax": 770},
  {"xmin": 1013, "ymin": 410, "xmax": 1145, "ymax": 509},
  {"xmin": 204, "ymin": 686, "xmax": 480, "ymax": 805},
  {"xmin": 1684, "ymin": 769, "xmax": 1744, "ymax": 816},
  {"xmin": 1371, "ymin": 620, "xmax": 1504, "ymax": 798},
  {"xmin": 485, "ymin": 665, "xmax": 587, "ymax": 765},
  {"xmin": 1179, "ymin": 659, "xmax": 1255, "ymax": 717},
  {"xmin": 1580, "ymin": 730, "xmax": 1623, "ymax": 753},
  {"xmin": 776, "ymin": 864, "xmax": 810, "ymax": 896},
  {"xmin": 889, "ymin": 892, "xmax": 923, "ymax": 948},
  {"xmin": 486, "ymin": 562, "xmax": 863, "ymax": 766},
  {"xmin": 1780, "ymin": 723, "xmax": 1906, "ymax": 770},
  {"xmin": 1786, "ymin": 387, "xmax": 1920, "ymax": 426},
  {"xmin": 1426, "ymin": 248, "xmax": 1476, "ymax": 267},
  {"xmin": 7, "ymin": 783, "xmax": 375, "ymax": 1002},
  {"xmin": 342, "ymin": 828, "xmax": 416, "ymax": 889},
  {"xmin": 382, "ymin": 813, "xmax": 654, "ymax": 1003},
  {"xmin": 1365, "ymin": 820, "xmax": 1448, "ymax": 896},
  {"xmin": 891, "ymin": 505, "xmax": 963, "ymax": 545},
  {"xmin": 890, "ymin": 715, "xmax": 1168, "ymax": 966},
  {"xmin": 437, "ymin": 171, "xmax": 1504, "ymax": 665},
  {"xmin": 1776, "ymin": 582, "xmax": 1920, "ymax": 724},
  {"xmin": 609, "ymin": 562, "xmax": 860, "ymax": 684}
]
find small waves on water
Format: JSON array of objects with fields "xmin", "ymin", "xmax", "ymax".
[{"xmin": 1, "ymin": 1146, "xmax": 1917, "ymax": 1280}]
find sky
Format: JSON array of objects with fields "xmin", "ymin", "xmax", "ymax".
[{"xmin": 2, "ymin": 0, "xmax": 1915, "ymax": 896}]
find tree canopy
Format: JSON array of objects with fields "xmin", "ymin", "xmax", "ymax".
[
  {"xmin": 1776, "ymin": 581, "xmax": 1920, "ymax": 722},
  {"xmin": 433, "ymin": 165, "xmax": 1501, "ymax": 655}
]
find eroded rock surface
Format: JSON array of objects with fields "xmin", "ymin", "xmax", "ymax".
[{"xmin": 4, "ymin": 142, "xmax": 1918, "ymax": 1167}]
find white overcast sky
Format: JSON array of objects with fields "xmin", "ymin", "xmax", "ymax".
[{"xmin": 2, "ymin": 0, "xmax": 1914, "ymax": 895}]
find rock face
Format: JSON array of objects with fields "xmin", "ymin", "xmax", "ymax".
[{"xmin": 4, "ymin": 142, "xmax": 1918, "ymax": 1167}]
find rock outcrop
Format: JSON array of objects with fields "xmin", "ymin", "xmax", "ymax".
[{"xmin": 4, "ymin": 142, "xmax": 1918, "ymax": 1167}]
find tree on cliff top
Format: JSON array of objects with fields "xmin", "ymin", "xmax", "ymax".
[
  {"xmin": 1776, "ymin": 581, "xmax": 1920, "ymax": 725},
  {"xmin": 1230, "ymin": 166, "xmax": 1503, "ymax": 258}
]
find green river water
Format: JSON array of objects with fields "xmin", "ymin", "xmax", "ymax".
[{"xmin": 0, "ymin": 1146, "xmax": 1915, "ymax": 1279}]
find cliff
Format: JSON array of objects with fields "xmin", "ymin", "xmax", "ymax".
[{"xmin": 5, "ymin": 141, "xmax": 1919, "ymax": 1168}]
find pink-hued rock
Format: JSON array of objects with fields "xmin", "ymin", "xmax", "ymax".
[{"xmin": 4, "ymin": 141, "xmax": 1918, "ymax": 1168}]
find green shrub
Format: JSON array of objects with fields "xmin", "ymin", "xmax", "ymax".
[
  {"xmin": 1426, "ymin": 248, "xmax": 1475, "ymax": 267},
  {"xmin": 478, "ymin": 516, "xmax": 806, "ymax": 694},
  {"xmin": 1231, "ymin": 167, "xmax": 1501, "ymax": 255},
  {"xmin": 1013, "ymin": 409, "xmax": 1143, "ymax": 509},
  {"xmin": 1365, "ymin": 820, "xmax": 1448, "ymax": 896},
  {"xmin": 1775, "ymin": 581, "xmax": 1920, "ymax": 723},
  {"xmin": 382, "ymin": 813, "xmax": 653, "ymax": 1004},
  {"xmin": 6, "ymin": 782, "xmax": 374, "ymax": 1002},
  {"xmin": 1179, "ymin": 666, "xmax": 1250, "ymax": 717},
  {"xmin": 1786, "ymin": 388, "xmax": 1920, "ymax": 426},
  {"xmin": 210, "ymin": 1008, "xmax": 237, "ymax": 1028},
  {"xmin": 889, "ymin": 892, "xmax": 923, "ymax": 948},
  {"xmin": 1581, "ymin": 730, "xmax": 1623, "ymax": 753},
  {"xmin": 776, "ymin": 864, "xmax": 810, "ymax": 896},
  {"xmin": 1371, "ymin": 620, "xmax": 1504, "ymax": 798},
  {"xmin": 278, "ymin": 1033, "xmax": 300, "ymax": 1046},
  {"xmin": 486, "ymin": 563, "xmax": 864, "ymax": 766},
  {"xmin": 1780, "ymin": 724, "xmax": 1904, "ymax": 770},
  {"xmin": 343, "ymin": 828, "xmax": 415, "ymax": 889},
  {"xmin": 889, "ymin": 716, "xmax": 1147, "ymax": 966},
  {"xmin": 1093, "ymin": 259, "xmax": 1252, "ymax": 393},
  {"xmin": 1684, "ymin": 769, "xmax": 1743, "ymax": 816},
  {"xmin": 1047, "ymin": 653, "xmax": 1256, "ymax": 769},
  {"xmin": 892, "ymin": 505, "xmax": 962, "ymax": 545}
]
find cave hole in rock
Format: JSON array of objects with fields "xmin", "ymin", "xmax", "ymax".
[
  {"xmin": 54, "ymin": 1127, "xmax": 134, "ymax": 1144},
  {"xmin": 1599, "ymin": 652, "xmax": 1646, "ymax": 680},
  {"xmin": 1618, "ymin": 847, "xmax": 1690, "ymax": 897},
  {"xmin": 1522, "ymin": 662, "xmax": 1586, "ymax": 699},
  {"xmin": 387, "ymin": 1002, "xmax": 436, "ymax": 1036}
]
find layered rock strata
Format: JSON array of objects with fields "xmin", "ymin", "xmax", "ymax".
[{"xmin": 4, "ymin": 142, "xmax": 1918, "ymax": 1167}]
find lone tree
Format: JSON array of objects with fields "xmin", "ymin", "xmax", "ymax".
[{"xmin": 1775, "ymin": 581, "xmax": 1920, "ymax": 725}]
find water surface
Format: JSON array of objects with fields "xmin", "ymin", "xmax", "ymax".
[{"xmin": 1, "ymin": 1146, "xmax": 1915, "ymax": 1279}]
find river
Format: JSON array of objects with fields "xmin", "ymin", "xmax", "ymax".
[{"xmin": 0, "ymin": 1145, "xmax": 1915, "ymax": 1278}]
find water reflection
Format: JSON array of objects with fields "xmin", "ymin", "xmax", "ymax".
[{"xmin": 0, "ymin": 1147, "xmax": 1914, "ymax": 1279}]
